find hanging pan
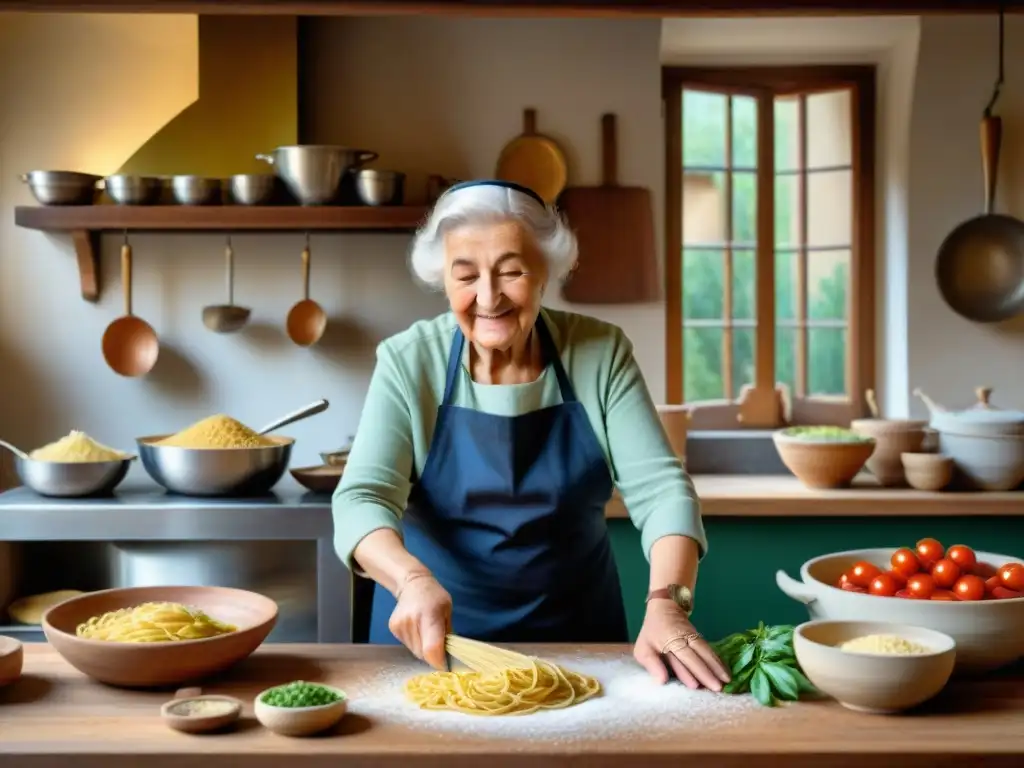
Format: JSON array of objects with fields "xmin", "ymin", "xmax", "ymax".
[
  {"xmin": 935, "ymin": 8, "xmax": 1024, "ymax": 324},
  {"xmin": 495, "ymin": 108, "xmax": 567, "ymax": 205}
]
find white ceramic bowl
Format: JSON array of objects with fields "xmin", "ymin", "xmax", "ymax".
[
  {"xmin": 794, "ymin": 620, "xmax": 956, "ymax": 714},
  {"xmin": 777, "ymin": 548, "xmax": 1024, "ymax": 673},
  {"xmin": 254, "ymin": 684, "xmax": 348, "ymax": 737}
]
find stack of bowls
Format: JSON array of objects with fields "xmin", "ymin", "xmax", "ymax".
[{"xmin": 850, "ymin": 416, "xmax": 929, "ymax": 487}]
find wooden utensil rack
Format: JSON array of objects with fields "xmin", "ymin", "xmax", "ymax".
[{"xmin": 13, "ymin": 205, "xmax": 428, "ymax": 303}]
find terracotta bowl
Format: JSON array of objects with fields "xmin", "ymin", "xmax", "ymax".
[
  {"xmin": 0, "ymin": 635, "xmax": 23, "ymax": 687},
  {"xmin": 794, "ymin": 620, "xmax": 956, "ymax": 714},
  {"xmin": 901, "ymin": 452, "xmax": 954, "ymax": 491},
  {"xmin": 773, "ymin": 429, "xmax": 876, "ymax": 489},
  {"xmin": 850, "ymin": 418, "xmax": 929, "ymax": 487},
  {"xmin": 42, "ymin": 585, "xmax": 277, "ymax": 688},
  {"xmin": 290, "ymin": 464, "xmax": 343, "ymax": 494}
]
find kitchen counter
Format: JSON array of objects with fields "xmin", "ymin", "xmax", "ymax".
[{"xmin": 2, "ymin": 643, "xmax": 1023, "ymax": 767}]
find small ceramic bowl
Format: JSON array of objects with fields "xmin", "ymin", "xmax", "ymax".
[
  {"xmin": 901, "ymin": 452, "xmax": 954, "ymax": 491},
  {"xmin": 161, "ymin": 694, "xmax": 243, "ymax": 734},
  {"xmin": 0, "ymin": 636, "xmax": 24, "ymax": 687},
  {"xmin": 793, "ymin": 619, "xmax": 956, "ymax": 714},
  {"xmin": 254, "ymin": 684, "xmax": 348, "ymax": 737}
]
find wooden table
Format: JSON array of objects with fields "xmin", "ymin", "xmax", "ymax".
[{"xmin": 2, "ymin": 643, "xmax": 1023, "ymax": 767}]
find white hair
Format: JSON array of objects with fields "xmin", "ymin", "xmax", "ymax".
[{"xmin": 408, "ymin": 184, "xmax": 578, "ymax": 291}]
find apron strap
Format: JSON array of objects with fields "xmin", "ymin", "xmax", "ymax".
[{"xmin": 440, "ymin": 314, "xmax": 579, "ymax": 406}]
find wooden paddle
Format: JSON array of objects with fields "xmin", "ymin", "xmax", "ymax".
[{"xmin": 559, "ymin": 113, "xmax": 658, "ymax": 304}]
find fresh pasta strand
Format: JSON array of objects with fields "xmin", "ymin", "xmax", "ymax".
[
  {"xmin": 403, "ymin": 634, "xmax": 602, "ymax": 717},
  {"xmin": 75, "ymin": 601, "xmax": 236, "ymax": 643}
]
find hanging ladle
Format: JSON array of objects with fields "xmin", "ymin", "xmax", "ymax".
[
  {"xmin": 202, "ymin": 235, "xmax": 251, "ymax": 333},
  {"xmin": 102, "ymin": 233, "xmax": 160, "ymax": 377},
  {"xmin": 286, "ymin": 232, "xmax": 327, "ymax": 347}
]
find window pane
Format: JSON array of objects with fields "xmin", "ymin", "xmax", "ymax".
[
  {"xmin": 683, "ymin": 90, "xmax": 727, "ymax": 168},
  {"xmin": 775, "ymin": 249, "xmax": 797, "ymax": 321},
  {"xmin": 732, "ymin": 327, "xmax": 756, "ymax": 398},
  {"xmin": 684, "ymin": 326, "xmax": 725, "ymax": 401},
  {"xmin": 683, "ymin": 248, "xmax": 724, "ymax": 320},
  {"xmin": 732, "ymin": 95, "xmax": 757, "ymax": 169},
  {"xmin": 808, "ymin": 249, "xmax": 850, "ymax": 321},
  {"xmin": 774, "ymin": 96, "xmax": 799, "ymax": 172},
  {"xmin": 774, "ymin": 174, "xmax": 799, "ymax": 248},
  {"xmin": 807, "ymin": 169, "xmax": 851, "ymax": 247},
  {"xmin": 732, "ymin": 248, "xmax": 756, "ymax": 320},
  {"xmin": 808, "ymin": 327, "xmax": 847, "ymax": 396},
  {"xmin": 732, "ymin": 171, "xmax": 757, "ymax": 244},
  {"xmin": 683, "ymin": 171, "xmax": 725, "ymax": 245},
  {"xmin": 807, "ymin": 89, "xmax": 852, "ymax": 169},
  {"xmin": 775, "ymin": 326, "xmax": 798, "ymax": 395}
]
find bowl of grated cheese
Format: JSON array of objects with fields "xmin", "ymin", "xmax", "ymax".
[
  {"xmin": 4, "ymin": 431, "xmax": 135, "ymax": 498},
  {"xmin": 794, "ymin": 619, "xmax": 956, "ymax": 714}
]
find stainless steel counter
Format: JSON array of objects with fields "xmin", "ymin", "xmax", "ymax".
[{"xmin": 0, "ymin": 482, "xmax": 349, "ymax": 643}]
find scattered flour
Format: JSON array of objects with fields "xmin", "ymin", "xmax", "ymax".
[{"xmin": 345, "ymin": 651, "xmax": 769, "ymax": 743}]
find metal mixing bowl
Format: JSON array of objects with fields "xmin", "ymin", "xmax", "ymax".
[
  {"xmin": 255, "ymin": 146, "xmax": 378, "ymax": 206},
  {"xmin": 229, "ymin": 174, "xmax": 276, "ymax": 205},
  {"xmin": 354, "ymin": 169, "xmax": 405, "ymax": 206},
  {"xmin": 105, "ymin": 174, "xmax": 163, "ymax": 205},
  {"xmin": 15, "ymin": 456, "xmax": 133, "ymax": 498},
  {"xmin": 20, "ymin": 171, "xmax": 102, "ymax": 206},
  {"xmin": 171, "ymin": 175, "xmax": 223, "ymax": 205},
  {"xmin": 137, "ymin": 436, "xmax": 293, "ymax": 496}
]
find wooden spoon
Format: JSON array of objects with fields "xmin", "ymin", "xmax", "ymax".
[
  {"xmin": 102, "ymin": 236, "xmax": 159, "ymax": 377},
  {"xmin": 202, "ymin": 236, "xmax": 251, "ymax": 334},
  {"xmin": 286, "ymin": 233, "xmax": 326, "ymax": 347},
  {"xmin": 865, "ymin": 389, "xmax": 880, "ymax": 418}
]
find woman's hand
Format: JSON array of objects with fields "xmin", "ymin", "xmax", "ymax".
[
  {"xmin": 634, "ymin": 599, "xmax": 731, "ymax": 691},
  {"xmin": 388, "ymin": 572, "xmax": 453, "ymax": 670}
]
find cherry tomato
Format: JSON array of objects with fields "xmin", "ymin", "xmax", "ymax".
[
  {"xmin": 884, "ymin": 569, "xmax": 908, "ymax": 587},
  {"xmin": 953, "ymin": 574, "xmax": 986, "ymax": 601},
  {"xmin": 840, "ymin": 581, "xmax": 866, "ymax": 593},
  {"xmin": 894, "ymin": 589, "xmax": 912, "ymax": 599},
  {"xmin": 998, "ymin": 563, "xmax": 1024, "ymax": 592},
  {"xmin": 890, "ymin": 548, "xmax": 921, "ymax": 577},
  {"xmin": 990, "ymin": 586, "xmax": 1024, "ymax": 600},
  {"xmin": 930, "ymin": 558, "xmax": 961, "ymax": 589},
  {"xmin": 836, "ymin": 572, "xmax": 852, "ymax": 589},
  {"xmin": 931, "ymin": 589, "xmax": 957, "ymax": 601},
  {"xmin": 985, "ymin": 575, "xmax": 1002, "ymax": 594},
  {"xmin": 848, "ymin": 561, "xmax": 882, "ymax": 588},
  {"xmin": 945, "ymin": 544, "xmax": 977, "ymax": 572},
  {"xmin": 915, "ymin": 538, "xmax": 945, "ymax": 569},
  {"xmin": 868, "ymin": 572, "xmax": 900, "ymax": 597},
  {"xmin": 905, "ymin": 573, "xmax": 936, "ymax": 599},
  {"xmin": 973, "ymin": 561, "xmax": 998, "ymax": 579}
]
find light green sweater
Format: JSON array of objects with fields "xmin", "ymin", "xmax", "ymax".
[{"xmin": 332, "ymin": 307, "xmax": 707, "ymax": 572}]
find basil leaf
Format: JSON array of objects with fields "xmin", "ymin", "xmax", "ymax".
[
  {"xmin": 731, "ymin": 642, "xmax": 756, "ymax": 675},
  {"xmin": 787, "ymin": 666, "xmax": 818, "ymax": 694},
  {"xmin": 760, "ymin": 661, "xmax": 800, "ymax": 701},
  {"xmin": 722, "ymin": 665, "xmax": 755, "ymax": 694},
  {"xmin": 765, "ymin": 625, "xmax": 794, "ymax": 639},
  {"xmin": 750, "ymin": 667, "xmax": 775, "ymax": 707},
  {"xmin": 757, "ymin": 636, "xmax": 794, "ymax": 659}
]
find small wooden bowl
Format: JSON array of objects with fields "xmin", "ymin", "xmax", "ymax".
[
  {"xmin": 0, "ymin": 636, "xmax": 24, "ymax": 687},
  {"xmin": 254, "ymin": 685, "xmax": 348, "ymax": 737},
  {"xmin": 290, "ymin": 465, "xmax": 343, "ymax": 494},
  {"xmin": 161, "ymin": 694, "xmax": 242, "ymax": 734},
  {"xmin": 901, "ymin": 452, "xmax": 954, "ymax": 491}
]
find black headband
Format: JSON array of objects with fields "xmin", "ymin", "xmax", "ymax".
[{"xmin": 442, "ymin": 179, "xmax": 547, "ymax": 208}]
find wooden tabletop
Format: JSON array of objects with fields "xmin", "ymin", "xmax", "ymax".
[{"xmin": 1, "ymin": 644, "xmax": 1023, "ymax": 767}]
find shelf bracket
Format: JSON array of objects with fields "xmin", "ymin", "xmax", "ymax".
[{"xmin": 70, "ymin": 230, "xmax": 100, "ymax": 303}]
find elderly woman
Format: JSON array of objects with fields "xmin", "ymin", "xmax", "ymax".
[{"xmin": 332, "ymin": 180, "xmax": 729, "ymax": 690}]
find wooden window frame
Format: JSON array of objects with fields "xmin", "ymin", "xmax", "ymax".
[{"xmin": 662, "ymin": 65, "xmax": 876, "ymax": 430}]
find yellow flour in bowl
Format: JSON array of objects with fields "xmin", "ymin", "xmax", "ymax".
[
  {"xmin": 29, "ymin": 431, "xmax": 127, "ymax": 462},
  {"xmin": 155, "ymin": 415, "xmax": 276, "ymax": 449},
  {"xmin": 838, "ymin": 634, "xmax": 933, "ymax": 655}
]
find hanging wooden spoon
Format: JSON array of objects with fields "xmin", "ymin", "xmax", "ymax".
[
  {"xmin": 102, "ymin": 234, "xmax": 159, "ymax": 377},
  {"xmin": 202, "ymin": 235, "xmax": 251, "ymax": 333},
  {"xmin": 286, "ymin": 233, "xmax": 326, "ymax": 347}
]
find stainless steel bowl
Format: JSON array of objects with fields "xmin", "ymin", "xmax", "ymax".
[
  {"xmin": 20, "ymin": 171, "xmax": 102, "ymax": 206},
  {"xmin": 137, "ymin": 437, "xmax": 292, "ymax": 496},
  {"xmin": 105, "ymin": 174, "xmax": 163, "ymax": 205},
  {"xmin": 354, "ymin": 169, "xmax": 405, "ymax": 206},
  {"xmin": 15, "ymin": 456, "xmax": 133, "ymax": 498},
  {"xmin": 170, "ymin": 175, "xmax": 223, "ymax": 205},
  {"xmin": 255, "ymin": 146, "xmax": 378, "ymax": 206},
  {"xmin": 229, "ymin": 174, "xmax": 276, "ymax": 205}
]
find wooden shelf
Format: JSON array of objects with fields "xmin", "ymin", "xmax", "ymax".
[{"xmin": 14, "ymin": 205, "xmax": 428, "ymax": 303}]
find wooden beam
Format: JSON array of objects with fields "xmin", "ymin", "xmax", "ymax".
[{"xmin": 0, "ymin": 0, "xmax": 1019, "ymax": 16}]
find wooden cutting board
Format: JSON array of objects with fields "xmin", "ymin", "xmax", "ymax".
[{"xmin": 559, "ymin": 113, "xmax": 659, "ymax": 304}]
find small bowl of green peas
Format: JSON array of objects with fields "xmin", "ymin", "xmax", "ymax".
[{"xmin": 254, "ymin": 680, "xmax": 348, "ymax": 737}]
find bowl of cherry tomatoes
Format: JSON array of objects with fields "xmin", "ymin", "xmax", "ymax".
[{"xmin": 776, "ymin": 538, "xmax": 1024, "ymax": 674}]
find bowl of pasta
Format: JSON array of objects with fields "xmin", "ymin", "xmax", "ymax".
[{"xmin": 41, "ymin": 585, "xmax": 278, "ymax": 688}]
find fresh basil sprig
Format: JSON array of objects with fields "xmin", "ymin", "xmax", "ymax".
[{"xmin": 711, "ymin": 622, "xmax": 817, "ymax": 707}]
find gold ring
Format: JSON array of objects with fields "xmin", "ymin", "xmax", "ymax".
[{"xmin": 661, "ymin": 631, "xmax": 702, "ymax": 655}]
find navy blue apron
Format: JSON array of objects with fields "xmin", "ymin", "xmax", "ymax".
[{"xmin": 369, "ymin": 315, "xmax": 628, "ymax": 644}]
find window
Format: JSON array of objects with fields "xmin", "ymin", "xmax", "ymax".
[{"xmin": 662, "ymin": 66, "xmax": 876, "ymax": 430}]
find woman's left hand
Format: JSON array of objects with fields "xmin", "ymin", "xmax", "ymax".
[{"xmin": 634, "ymin": 599, "xmax": 732, "ymax": 690}]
